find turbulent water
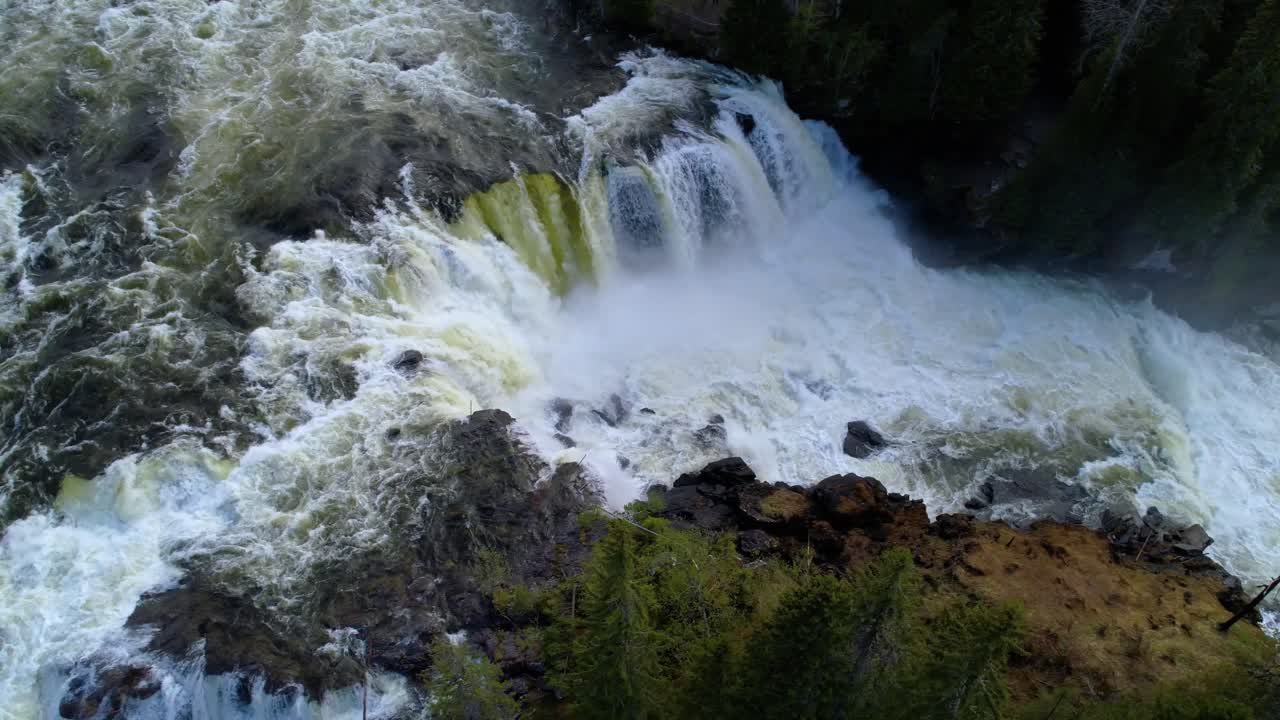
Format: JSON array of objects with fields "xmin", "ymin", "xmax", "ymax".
[{"xmin": 3, "ymin": 1, "xmax": 1280, "ymax": 718}]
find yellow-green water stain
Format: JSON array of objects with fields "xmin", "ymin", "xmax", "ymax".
[{"xmin": 455, "ymin": 173, "xmax": 595, "ymax": 295}]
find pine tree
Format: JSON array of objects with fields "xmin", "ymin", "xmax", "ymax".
[
  {"xmin": 992, "ymin": 55, "xmax": 1143, "ymax": 256},
  {"xmin": 845, "ymin": 548, "xmax": 923, "ymax": 711},
  {"xmin": 1115, "ymin": 0, "xmax": 1223, "ymax": 159},
  {"xmin": 1148, "ymin": 0, "xmax": 1280, "ymax": 247},
  {"xmin": 602, "ymin": 0, "xmax": 654, "ymax": 32},
  {"xmin": 559, "ymin": 519, "xmax": 663, "ymax": 720},
  {"xmin": 902, "ymin": 601, "xmax": 1026, "ymax": 720},
  {"xmin": 721, "ymin": 0, "xmax": 793, "ymax": 78},
  {"xmin": 730, "ymin": 549, "xmax": 922, "ymax": 720},
  {"xmin": 941, "ymin": 0, "xmax": 1046, "ymax": 130},
  {"xmin": 423, "ymin": 638, "xmax": 518, "ymax": 720}
]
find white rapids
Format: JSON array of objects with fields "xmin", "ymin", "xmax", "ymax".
[{"xmin": 1, "ymin": 42, "xmax": 1279, "ymax": 720}]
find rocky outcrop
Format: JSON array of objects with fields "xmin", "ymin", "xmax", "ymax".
[
  {"xmin": 962, "ymin": 468, "xmax": 1091, "ymax": 523},
  {"xmin": 656, "ymin": 458, "xmax": 929, "ymax": 565},
  {"xmin": 116, "ymin": 409, "xmax": 601, "ymax": 700},
  {"xmin": 650, "ymin": 457, "xmax": 1264, "ymax": 699},
  {"xmin": 57, "ymin": 665, "xmax": 163, "ymax": 720}
]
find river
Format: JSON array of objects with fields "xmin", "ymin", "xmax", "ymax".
[{"xmin": 2, "ymin": 1, "xmax": 1278, "ymax": 717}]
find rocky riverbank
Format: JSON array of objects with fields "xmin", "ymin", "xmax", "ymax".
[
  {"xmin": 651, "ymin": 456, "xmax": 1265, "ymax": 702},
  {"xmin": 58, "ymin": 410, "xmax": 1274, "ymax": 717}
]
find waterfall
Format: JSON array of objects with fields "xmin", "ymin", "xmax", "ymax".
[{"xmin": 2, "ymin": 3, "xmax": 1280, "ymax": 717}]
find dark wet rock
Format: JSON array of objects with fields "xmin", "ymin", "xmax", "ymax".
[
  {"xmin": 385, "ymin": 427, "xmax": 402, "ymax": 441},
  {"xmin": 471, "ymin": 627, "xmax": 545, "ymax": 691},
  {"xmin": 591, "ymin": 393, "xmax": 629, "ymax": 427},
  {"xmin": 735, "ymin": 112, "xmax": 756, "ymax": 136},
  {"xmin": 1216, "ymin": 575, "xmax": 1259, "ymax": 624},
  {"xmin": 1172, "ymin": 524, "xmax": 1213, "ymax": 555},
  {"xmin": 813, "ymin": 474, "xmax": 896, "ymax": 529},
  {"xmin": 59, "ymin": 664, "xmax": 162, "ymax": 720},
  {"xmin": 964, "ymin": 480, "xmax": 997, "ymax": 510},
  {"xmin": 550, "ymin": 398, "xmax": 574, "ymax": 432},
  {"xmin": 673, "ymin": 457, "xmax": 756, "ymax": 488},
  {"xmin": 978, "ymin": 468, "xmax": 1090, "ymax": 523},
  {"xmin": 736, "ymin": 482, "xmax": 796, "ymax": 526},
  {"xmin": 659, "ymin": 458, "xmax": 929, "ymax": 557},
  {"xmin": 639, "ymin": 407, "xmax": 656, "ymax": 415},
  {"xmin": 129, "ymin": 575, "xmax": 362, "ymax": 696},
  {"xmin": 663, "ymin": 484, "xmax": 738, "ymax": 531},
  {"xmin": 692, "ymin": 413, "xmax": 729, "ymax": 448},
  {"xmin": 933, "ymin": 513, "xmax": 976, "ymax": 540},
  {"xmin": 842, "ymin": 420, "xmax": 887, "ymax": 458},
  {"xmin": 1103, "ymin": 506, "xmax": 1236, "ymax": 602},
  {"xmin": 804, "ymin": 378, "xmax": 834, "ymax": 399},
  {"xmin": 305, "ymin": 359, "xmax": 359, "ymax": 403},
  {"xmin": 693, "ymin": 422, "xmax": 727, "ymax": 449},
  {"xmin": 617, "ymin": 454, "xmax": 631, "ymax": 470},
  {"xmin": 392, "ymin": 349, "xmax": 425, "ymax": 374},
  {"xmin": 554, "ymin": 433, "xmax": 576, "ymax": 448}
]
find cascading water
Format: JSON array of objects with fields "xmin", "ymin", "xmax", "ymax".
[{"xmin": 2, "ymin": 2, "xmax": 1280, "ymax": 718}]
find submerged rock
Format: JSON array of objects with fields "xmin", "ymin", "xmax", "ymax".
[
  {"xmin": 550, "ymin": 398, "xmax": 574, "ymax": 432},
  {"xmin": 392, "ymin": 349, "xmax": 425, "ymax": 374},
  {"xmin": 590, "ymin": 393, "xmax": 629, "ymax": 427},
  {"xmin": 692, "ymin": 413, "xmax": 728, "ymax": 450},
  {"xmin": 842, "ymin": 420, "xmax": 887, "ymax": 458},
  {"xmin": 58, "ymin": 664, "xmax": 162, "ymax": 720},
  {"xmin": 968, "ymin": 468, "xmax": 1090, "ymax": 524},
  {"xmin": 128, "ymin": 575, "xmax": 362, "ymax": 697}
]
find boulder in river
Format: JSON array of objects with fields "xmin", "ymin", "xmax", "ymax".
[
  {"xmin": 968, "ymin": 468, "xmax": 1090, "ymax": 524},
  {"xmin": 842, "ymin": 420, "xmax": 887, "ymax": 458},
  {"xmin": 591, "ymin": 393, "xmax": 629, "ymax": 427},
  {"xmin": 693, "ymin": 413, "xmax": 728, "ymax": 450},
  {"xmin": 550, "ymin": 398, "xmax": 574, "ymax": 432},
  {"xmin": 392, "ymin": 349, "xmax": 425, "ymax": 374}
]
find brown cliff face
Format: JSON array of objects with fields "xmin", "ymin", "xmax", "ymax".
[{"xmin": 652, "ymin": 457, "xmax": 1272, "ymax": 703}]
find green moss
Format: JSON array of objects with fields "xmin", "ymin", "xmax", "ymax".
[{"xmin": 492, "ymin": 584, "xmax": 549, "ymax": 620}]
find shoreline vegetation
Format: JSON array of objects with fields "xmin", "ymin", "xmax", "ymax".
[
  {"xmin": 83, "ymin": 411, "xmax": 1277, "ymax": 720},
  {"xmin": 470, "ymin": 456, "xmax": 1279, "ymax": 719}
]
